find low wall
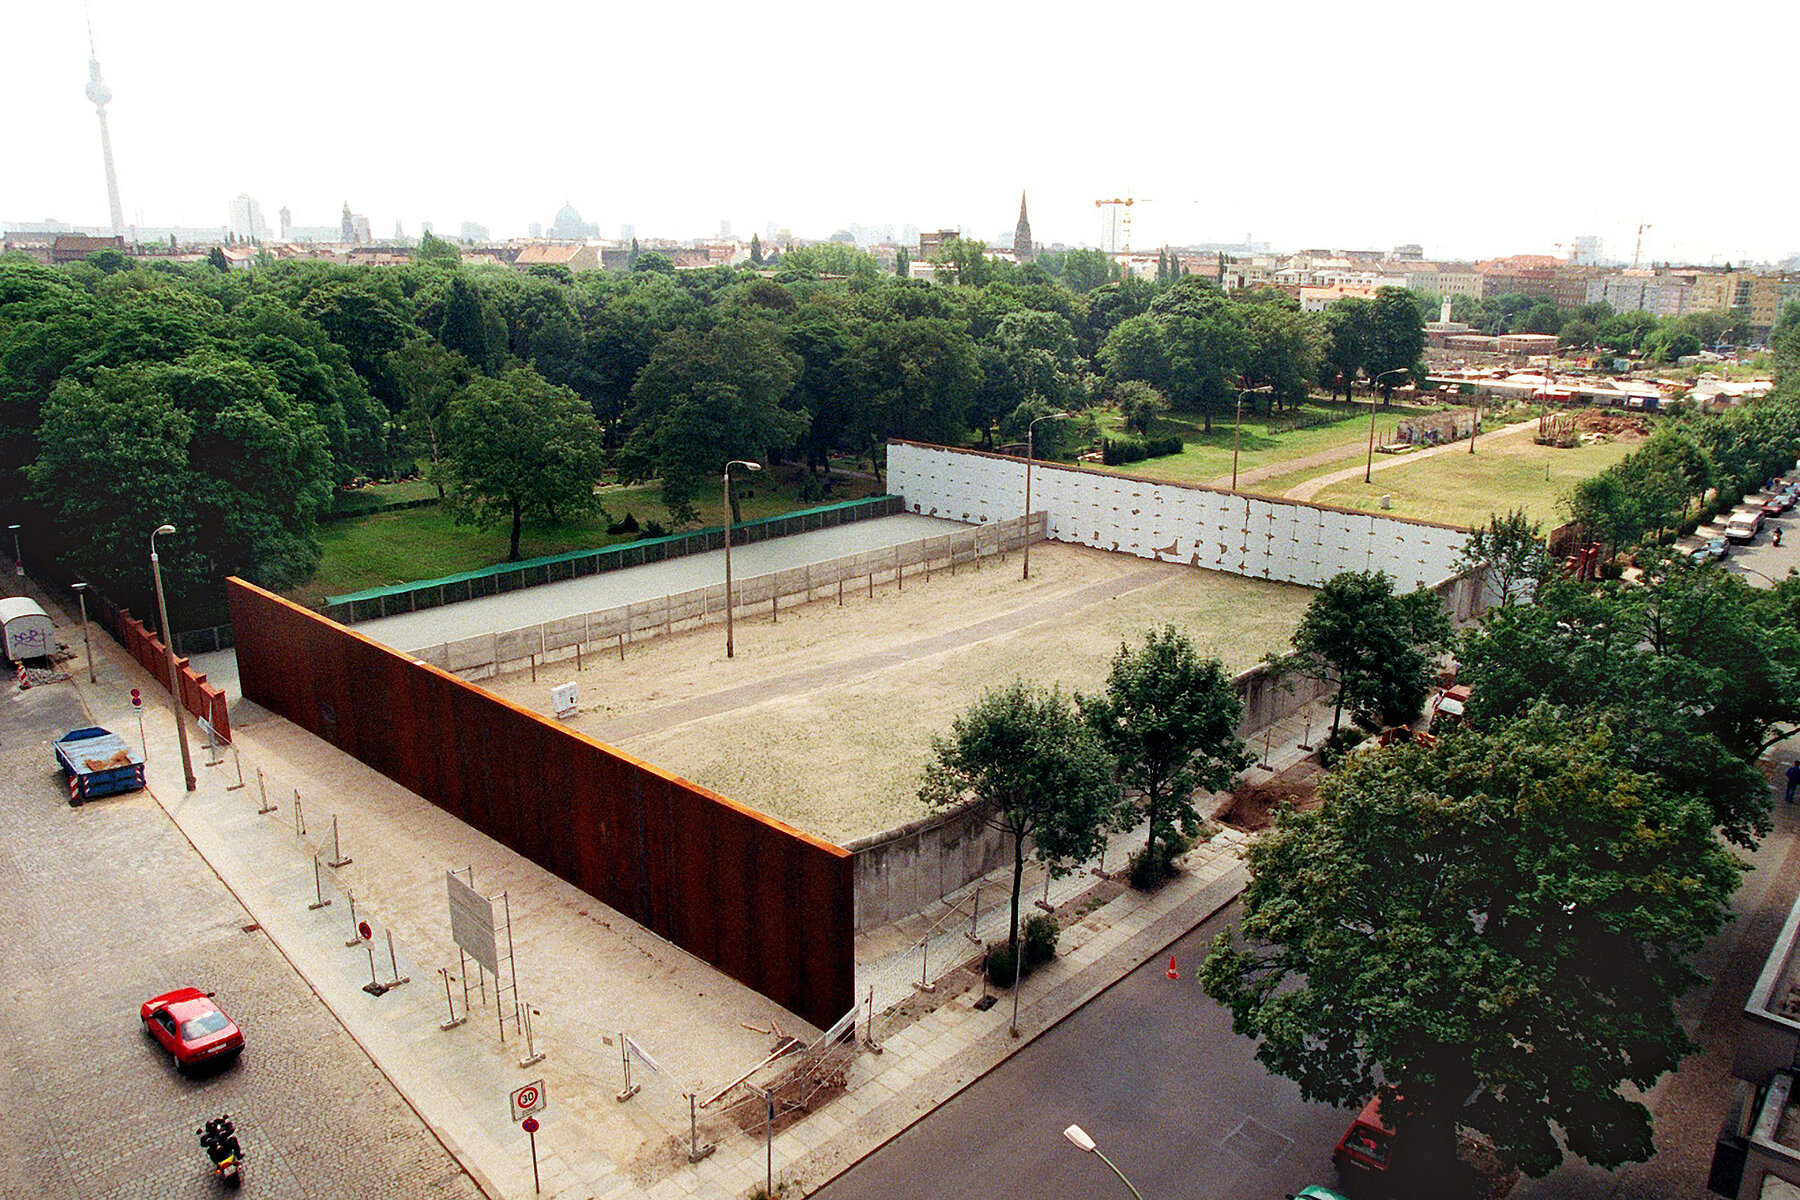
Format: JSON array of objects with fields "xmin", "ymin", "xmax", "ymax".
[
  {"xmin": 227, "ymin": 578, "xmax": 854, "ymax": 1029},
  {"xmin": 321, "ymin": 495, "xmax": 905, "ymax": 625},
  {"xmin": 408, "ymin": 514, "xmax": 1045, "ymax": 679},
  {"xmin": 115, "ymin": 608, "xmax": 231, "ymax": 742}
]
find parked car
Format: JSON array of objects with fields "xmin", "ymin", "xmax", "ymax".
[
  {"xmin": 1333, "ymin": 1094, "xmax": 1396, "ymax": 1175},
  {"xmin": 1688, "ymin": 536, "xmax": 1728, "ymax": 562},
  {"xmin": 140, "ymin": 988, "xmax": 244, "ymax": 1074},
  {"xmin": 1288, "ymin": 1189, "xmax": 1354, "ymax": 1200},
  {"xmin": 1727, "ymin": 518, "xmax": 1761, "ymax": 543}
]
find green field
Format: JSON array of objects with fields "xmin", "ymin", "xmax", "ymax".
[
  {"xmin": 1091, "ymin": 398, "xmax": 1427, "ymax": 487},
  {"xmin": 288, "ymin": 470, "xmax": 882, "ymax": 608},
  {"xmin": 1306, "ymin": 432, "xmax": 1638, "ymax": 528}
]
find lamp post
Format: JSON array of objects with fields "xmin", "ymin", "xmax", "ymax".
[
  {"xmin": 7, "ymin": 523, "xmax": 20, "ymax": 577},
  {"xmin": 150, "ymin": 524, "xmax": 196, "ymax": 791},
  {"xmin": 1231, "ymin": 385, "xmax": 1273, "ymax": 490},
  {"xmin": 1063, "ymin": 1124, "xmax": 1146, "ymax": 1200},
  {"xmin": 72, "ymin": 581, "xmax": 95, "ymax": 683},
  {"xmin": 722, "ymin": 460, "xmax": 761, "ymax": 659},
  {"xmin": 1022, "ymin": 411, "xmax": 1074, "ymax": 581},
  {"xmin": 1364, "ymin": 368, "xmax": 1411, "ymax": 484}
]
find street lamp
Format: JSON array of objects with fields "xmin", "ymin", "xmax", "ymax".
[
  {"xmin": 71, "ymin": 581, "xmax": 95, "ymax": 683},
  {"xmin": 722, "ymin": 460, "xmax": 761, "ymax": 659},
  {"xmin": 150, "ymin": 524, "xmax": 196, "ymax": 791},
  {"xmin": 7, "ymin": 523, "xmax": 20, "ymax": 577},
  {"xmin": 1022, "ymin": 411, "xmax": 1074, "ymax": 581},
  {"xmin": 1232, "ymin": 385, "xmax": 1274, "ymax": 490},
  {"xmin": 1063, "ymin": 1124, "xmax": 1146, "ymax": 1200},
  {"xmin": 1364, "ymin": 368, "xmax": 1411, "ymax": 484}
]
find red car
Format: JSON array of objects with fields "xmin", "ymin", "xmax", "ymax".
[{"xmin": 140, "ymin": 988, "xmax": 244, "ymax": 1074}]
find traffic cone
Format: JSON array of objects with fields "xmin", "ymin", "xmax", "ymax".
[{"xmin": 1166, "ymin": 955, "xmax": 1179, "ymax": 980}]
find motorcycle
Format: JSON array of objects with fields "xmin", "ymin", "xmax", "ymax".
[{"xmin": 197, "ymin": 1114, "xmax": 243, "ymax": 1187}]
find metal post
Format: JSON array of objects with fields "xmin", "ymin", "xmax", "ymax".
[
  {"xmin": 1364, "ymin": 386, "xmax": 1380, "ymax": 484},
  {"xmin": 439, "ymin": 968, "xmax": 465, "ymax": 1030},
  {"xmin": 307, "ymin": 855, "xmax": 330, "ymax": 910},
  {"xmin": 387, "ymin": 930, "xmax": 410, "ymax": 987},
  {"xmin": 293, "ymin": 789, "xmax": 305, "ymax": 836},
  {"xmin": 913, "ymin": 934, "xmax": 935, "ymax": 994},
  {"xmin": 363, "ymin": 940, "xmax": 387, "ymax": 995},
  {"xmin": 723, "ymin": 459, "xmax": 762, "ymax": 659},
  {"xmin": 459, "ymin": 948, "xmax": 472, "ymax": 1016},
  {"xmin": 967, "ymin": 882, "xmax": 982, "ymax": 944},
  {"xmin": 1010, "ymin": 917, "xmax": 1025, "ymax": 1038},
  {"xmin": 527, "ymin": 1123, "xmax": 540, "ymax": 1195},
  {"xmin": 686, "ymin": 1092, "xmax": 714, "ymax": 1161},
  {"xmin": 202, "ymin": 718, "xmax": 221, "ymax": 766},
  {"xmin": 256, "ymin": 768, "xmax": 276, "ymax": 813},
  {"xmin": 765, "ymin": 1087, "xmax": 775, "ymax": 1197},
  {"xmin": 72, "ymin": 582, "xmax": 95, "ymax": 683},
  {"xmin": 149, "ymin": 525, "xmax": 196, "ymax": 791},
  {"xmin": 345, "ymin": 894, "xmax": 361, "ymax": 946},
  {"xmin": 328, "ymin": 814, "xmax": 352, "ymax": 867},
  {"xmin": 1469, "ymin": 395, "xmax": 1481, "ymax": 454},
  {"xmin": 1299, "ymin": 712, "xmax": 1313, "ymax": 752},
  {"xmin": 519, "ymin": 1001, "xmax": 543, "ymax": 1068},
  {"xmin": 1232, "ymin": 391, "xmax": 1244, "ymax": 489},
  {"xmin": 1021, "ymin": 425, "xmax": 1035, "ymax": 581},
  {"xmin": 1261, "ymin": 727, "xmax": 1273, "ymax": 769},
  {"xmin": 227, "ymin": 745, "xmax": 245, "ymax": 791},
  {"xmin": 1036, "ymin": 866, "xmax": 1054, "ymax": 913},
  {"xmin": 862, "ymin": 984, "xmax": 882, "ymax": 1054},
  {"xmin": 617, "ymin": 1035, "xmax": 638, "ymax": 1101}
]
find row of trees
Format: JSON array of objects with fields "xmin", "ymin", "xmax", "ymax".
[
  {"xmin": 0, "ymin": 247, "xmax": 1428, "ymax": 620},
  {"xmin": 919, "ymin": 627, "xmax": 1251, "ymax": 960},
  {"xmin": 1428, "ymin": 288, "xmax": 1793, "ymax": 362}
]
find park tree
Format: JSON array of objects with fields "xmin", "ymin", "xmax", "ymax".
[
  {"xmin": 414, "ymin": 229, "xmax": 462, "ymax": 267},
  {"xmin": 1564, "ymin": 472, "xmax": 1643, "ymax": 550},
  {"xmin": 436, "ymin": 274, "xmax": 492, "ymax": 371},
  {"xmin": 1285, "ymin": 570, "xmax": 1452, "ymax": 735},
  {"xmin": 1050, "ymin": 248, "xmax": 1119, "ymax": 295},
  {"xmin": 1112, "ymin": 379, "xmax": 1169, "ymax": 436},
  {"xmin": 388, "ymin": 337, "xmax": 473, "ymax": 498},
  {"xmin": 1201, "ymin": 704, "xmax": 1739, "ymax": 1182},
  {"xmin": 919, "ymin": 682, "xmax": 1117, "ymax": 958},
  {"xmin": 749, "ymin": 233, "xmax": 763, "ymax": 266},
  {"xmin": 933, "ymin": 236, "xmax": 998, "ymax": 288},
  {"xmin": 1455, "ymin": 508, "xmax": 1550, "ymax": 607},
  {"xmin": 1239, "ymin": 298, "xmax": 1322, "ymax": 410},
  {"xmin": 1772, "ymin": 302, "xmax": 1800, "ymax": 386},
  {"xmin": 443, "ymin": 366, "xmax": 606, "ymax": 560},
  {"xmin": 1366, "ymin": 286, "xmax": 1425, "ymax": 396},
  {"xmin": 619, "ymin": 321, "xmax": 805, "ymax": 524},
  {"xmin": 1080, "ymin": 626, "xmax": 1251, "ymax": 874},
  {"xmin": 847, "ymin": 315, "xmax": 980, "ymax": 465},
  {"xmin": 1321, "ymin": 297, "xmax": 1371, "ymax": 400}
]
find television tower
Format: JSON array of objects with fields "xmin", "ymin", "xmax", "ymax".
[{"xmin": 84, "ymin": 10, "xmax": 125, "ymax": 236}]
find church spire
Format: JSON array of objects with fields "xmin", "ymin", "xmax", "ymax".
[{"xmin": 1013, "ymin": 190, "xmax": 1033, "ymax": 262}]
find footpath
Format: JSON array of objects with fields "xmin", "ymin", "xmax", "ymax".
[{"xmin": 19, "ymin": 577, "xmax": 1327, "ymax": 1200}]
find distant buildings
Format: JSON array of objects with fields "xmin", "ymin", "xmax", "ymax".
[
  {"xmin": 228, "ymin": 195, "xmax": 269, "ymax": 243},
  {"xmin": 549, "ymin": 202, "xmax": 599, "ymax": 240}
]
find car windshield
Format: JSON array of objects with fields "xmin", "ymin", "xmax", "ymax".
[{"xmin": 179, "ymin": 1011, "xmax": 230, "ymax": 1040}]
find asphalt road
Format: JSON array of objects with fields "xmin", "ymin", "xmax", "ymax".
[
  {"xmin": 812, "ymin": 901, "xmax": 1353, "ymax": 1200},
  {"xmin": 0, "ymin": 679, "xmax": 482, "ymax": 1200}
]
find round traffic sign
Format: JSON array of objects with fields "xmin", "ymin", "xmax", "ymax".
[
  {"xmin": 521, "ymin": 1116, "xmax": 539, "ymax": 1134},
  {"xmin": 516, "ymin": 1085, "xmax": 540, "ymax": 1110},
  {"xmin": 358, "ymin": 921, "xmax": 372, "ymax": 941},
  {"xmin": 130, "ymin": 688, "xmax": 141, "ymax": 708}
]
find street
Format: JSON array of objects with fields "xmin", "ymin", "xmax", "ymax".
[{"xmin": 0, "ymin": 679, "xmax": 482, "ymax": 1200}]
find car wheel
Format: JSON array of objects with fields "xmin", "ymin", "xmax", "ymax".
[
  {"xmin": 170, "ymin": 1050, "xmax": 183, "ymax": 1076},
  {"xmin": 141, "ymin": 1016, "xmax": 153, "ymax": 1037}
]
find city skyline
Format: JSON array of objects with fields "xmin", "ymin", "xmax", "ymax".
[{"xmin": 5, "ymin": 0, "xmax": 1796, "ymax": 265}]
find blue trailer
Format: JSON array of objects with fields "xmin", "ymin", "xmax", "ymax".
[{"xmin": 54, "ymin": 726, "xmax": 146, "ymax": 805}]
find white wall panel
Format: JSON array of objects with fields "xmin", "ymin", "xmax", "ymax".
[{"xmin": 888, "ymin": 442, "xmax": 1475, "ymax": 593}]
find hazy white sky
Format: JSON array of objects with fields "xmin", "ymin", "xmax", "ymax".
[{"xmin": 7, "ymin": 0, "xmax": 1795, "ymax": 264}]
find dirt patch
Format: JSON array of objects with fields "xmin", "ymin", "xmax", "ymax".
[
  {"xmin": 1216, "ymin": 761, "xmax": 1323, "ymax": 831},
  {"xmin": 1575, "ymin": 408, "xmax": 1651, "ymax": 437}
]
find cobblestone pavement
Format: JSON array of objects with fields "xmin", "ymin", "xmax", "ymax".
[{"xmin": 0, "ymin": 679, "xmax": 483, "ymax": 1200}]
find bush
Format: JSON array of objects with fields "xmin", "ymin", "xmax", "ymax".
[
  {"xmin": 1319, "ymin": 726, "xmax": 1367, "ymax": 769},
  {"xmin": 605, "ymin": 512, "xmax": 639, "ymax": 536},
  {"xmin": 643, "ymin": 520, "xmax": 666, "ymax": 538},
  {"xmin": 985, "ymin": 942, "xmax": 1021, "ymax": 987},
  {"xmin": 1023, "ymin": 913, "xmax": 1059, "ymax": 967},
  {"xmin": 1102, "ymin": 434, "xmax": 1184, "ymax": 466},
  {"xmin": 1127, "ymin": 832, "xmax": 1193, "ymax": 890},
  {"xmin": 1144, "ymin": 434, "xmax": 1185, "ymax": 458}
]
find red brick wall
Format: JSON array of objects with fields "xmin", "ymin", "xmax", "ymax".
[{"xmin": 116, "ymin": 609, "xmax": 231, "ymax": 742}]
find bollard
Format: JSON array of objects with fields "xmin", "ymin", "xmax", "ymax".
[
  {"xmin": 345, "ymin": 894, "xmax": 362, "ymax": 946},
  {"xmin": 439, "ymin": 967, "xmax": 466, "ymax": 1030},
  {"xmin": 306, "ymin": 855, "xmax": 331, "ymax": 910},
  {"xmin": 256, "ymin": 768, "xmax": 277, "ymax": 814},
  {"xmin": 327, "ymin": 814, "xmax": 352, "ymax": 868},
  {"xmin": 386, "ymin": 929, "xmax": 411, "ymax": 988}
]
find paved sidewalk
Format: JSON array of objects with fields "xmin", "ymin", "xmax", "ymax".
[{"xmin": 24, "ymin": 579, "xmax": 1333, "ymax": 1200}]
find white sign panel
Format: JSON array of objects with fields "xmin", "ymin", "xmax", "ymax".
[
  {"xmin": 551, "ymin": 682, "xmax": 579, "ymax": 719},
  {"xmin": 510, "ymin": 1079, "xmax": 547, "ymax": 1122},
  {"xmin": 446, "ymin": 870, "xmax": 499, "ymax": 976}
]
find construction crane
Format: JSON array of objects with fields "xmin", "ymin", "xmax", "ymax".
[
  {"xmin": 1094, "ymin": 195, "xmax": 1153, "ymax": 254},
  {"xmin": 1631, "ymin": 221, "xmax": 1652, "ymax": 269}
]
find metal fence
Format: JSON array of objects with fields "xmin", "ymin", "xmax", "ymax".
[
  {"xmin": 321, "ymin": 495, "xmax": 905, "ymax": 625},
  {"xmin": 409, "ymin": 513, "xmax": 1045, "ymax": 679}
]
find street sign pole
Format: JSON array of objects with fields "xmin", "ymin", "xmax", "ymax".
[{"xmin": 522, "ymin": 1116, "xmax": 541, "ymax": 1194}]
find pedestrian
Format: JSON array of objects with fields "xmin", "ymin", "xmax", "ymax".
[
  {"xmin": 1786, "ymin": 760, "xmax": 1800, "ymax": 805},
  {"xmin": 1775, "ymin": 527, "xmax": 1784, "ymax": 547}
]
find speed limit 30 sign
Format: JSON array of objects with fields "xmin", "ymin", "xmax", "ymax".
[{"xmin": 510, "ymin": 1080, "xmax": 546, "ymax": 1122}]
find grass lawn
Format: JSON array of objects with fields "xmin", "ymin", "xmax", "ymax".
[
  {"xmin": 287, "ymin": 469, "xmax": 883, "ymax": 607},
  {"xmin": 1306, "ymin": 431, "xmax": 1640, "ymax": 528},
  {"xmin": 1089, "ymin": 398, "xmax": 1425, "ymax": 486}
]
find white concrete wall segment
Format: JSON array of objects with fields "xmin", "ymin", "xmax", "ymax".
[{"xmin": 887, "ymin": 440, "xmax": 1475, "ymax": 591}]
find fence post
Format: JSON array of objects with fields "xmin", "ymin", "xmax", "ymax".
[
  {"xmin": 686, "ymin": 1093, "xmax": 715, "ymax": 1162},
  {"xmin": 328, "ymin": 814, "xmax": 352, "ymax": 867},
  {"xmin": 306, "ymin": 855, "xmax": 330, "ymax": 910},
  {"xmin": 616, "ymin": 1034, "xmax": 639, "ymax": 1102}
]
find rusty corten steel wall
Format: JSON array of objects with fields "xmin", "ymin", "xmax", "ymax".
[{"xmin": 226, "ymin": 578, "xmax": 855, "ymax": 1029}]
